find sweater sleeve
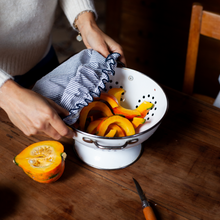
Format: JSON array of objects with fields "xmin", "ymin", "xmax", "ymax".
[
  {"xmin": 59, "ymin": 0, "xmax": 98, "ymax": 31},
  {"xmin": 0, "ymin": 69, "xmax": 13, "ymax": 88}
]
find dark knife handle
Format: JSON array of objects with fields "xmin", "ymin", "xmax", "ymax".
[{"xmin": 143, "ymin": 206, "xmax": 157, "ymax": 220}]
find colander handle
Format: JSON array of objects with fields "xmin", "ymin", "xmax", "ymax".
[
  {"xmin": 82, "ymin": 137, "xmax": 139, "ymax": 149},
  {"xmin": 92, "ymin": 139, "xmax": 139, "ymax": 150}
]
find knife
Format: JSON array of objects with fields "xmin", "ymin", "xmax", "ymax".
[{"xmin": 133, "ymin": 178, "xmax": 157, "ymax": 220}]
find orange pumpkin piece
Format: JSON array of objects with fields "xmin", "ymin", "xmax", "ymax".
[
  {"xmin": 132, "ymin": 117, "xmax": 146, "ymax": 129},
  {"xmin": 108, "ymin": 88, "xmax": 125, "ymax": 103},
  {"xmin": 136, "ymin": 101, "xmax": 154, "ymax": 117},
  {"xmin": 94, "ymin": 93, "xmax": 119, "ymax": 108},
  {"xmin": 13, "ymin": 141, "xmax": 67, "ymax": 184},
  {"xmin": 107, "ymin": 124, "xmax": 125, "ymax": 137},
  {"xmin": 79, "ymin": 101, "xmax": 113, "ymax": 131},
  {"xmin": 105, "ymin": 129, "xmax": 117, "ymax": 137},
  {"xmin": 86, "ymin": 117, "xmax": 107, "ymax": 134},
  {"xmin": 113, "ymin": 105, "xmax": 141, "ymax": 119},
  {"xmin": 96, "ymin": 115, "xmax": 135, "ymax": 136}
]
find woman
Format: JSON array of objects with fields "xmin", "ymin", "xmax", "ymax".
[{"xmin": 0, "ymin": 0, "xmax": 126, "ymax": 140}]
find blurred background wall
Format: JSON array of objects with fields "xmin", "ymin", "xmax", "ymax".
[
  {"xmin": 52, "ymin": 0, "xmax": 220, "ymax": 99},
  {"xmin": 52, "ymin": 0, "xmax": 106, "ymax": 63}
]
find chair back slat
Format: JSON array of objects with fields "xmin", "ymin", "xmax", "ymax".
[
  {"xmin": 183, "ymin": 3, "xmax": 220, "ymax": 97},
  {"xmin": 183, "ymin": 4, "xmax": 202, "ymax": 95},
  {"xmin": 201, "ymin": 11, "xmax": 220, "ymax": 40}
]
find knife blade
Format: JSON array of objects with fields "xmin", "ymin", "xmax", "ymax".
[{"xmin": 133, "ymin": 178, "xmax": 157, "ymax": 220}]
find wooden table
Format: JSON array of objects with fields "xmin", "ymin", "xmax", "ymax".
[{"xmin": 0, "ymin": 87, "xmax": 220, "ymax": 220}]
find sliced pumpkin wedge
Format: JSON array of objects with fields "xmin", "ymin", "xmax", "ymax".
[
  {"xmin": 79, "ymin": 101, "xmax": 113, "ymax": 131},
  {"xmin": 108, "ymin": 123, "xmax": 125, "ymax": 137},
  {"xmin": 132, "ymin": 117, "xmax": 146, "ymax": 129},
  {"xmin": 108, "ymin": 88, "xmax": 125, "ymax": 103},
  {"xmin": 105, "ymin": 129, "xmax": 117, "ymax": 137},
  {"xmin": 96, "ymin": 115, "xmax": 135, "ymax": 136},
  {"xmin": 86, "ymin": 117, "xmax": 107, "ymax": 134},
  {"xmin": 136, "ymin": 101, "xmax": 154, "ymax": 117},
  {"xmin": 94, "ymin": 93, "xmax": 119, "ymax": 108},
  {"xmin": 113, "ymin": 105, "xmax": 141, "ymax": 119}
]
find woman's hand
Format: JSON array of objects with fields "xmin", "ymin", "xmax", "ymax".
[
  {"xmin": 75, "ymin": 11, "xmax": 126, "ymax": 66},
  {"xmin": 0, "ymin": 80, "xmax": 74, "ymax": 140}
]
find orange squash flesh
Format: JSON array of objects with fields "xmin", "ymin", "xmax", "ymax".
[
  {"xmin": 86, "ymin": 117, "xmax": 107, "ymax": 134},
  {"xmin": 75, "ymin": 89, "xmax": 154, "ymax": 137},
  {"xmin": 108, "ymin": 88, "xmax": 125, "ymax": 103},
  {"xmin": 136, "ymin": 101, "xmax": 154, "ymax": 117},
  {"xmin": 132, "ymin": 117, "xmax": 146, "ymax": 129},
  {"xmin": 113, "ymin": 105, "xmax": 141, "ymax": 119},
  {"xmin": 96, "ymin": 115, "xmax": 135, "ymax": 136},
  {"xmin": 105, "ymin": 129, "xmax": 117, "ymax": 137},
  {"xmin": 94, "ymin": 93, "xmax": 119, "ymax": 108},
  {"xmin": 107, "ymin": 124, "xmax": 125, "ymax": 137},
  {"xmin": 13, "ymin": 141, "xmax": 66, "ymax": 183},
  {"xmin": 79, "ymin": 101, "xmax": 113, "ymax": 131}
]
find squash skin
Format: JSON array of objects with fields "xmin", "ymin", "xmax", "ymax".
[
  {"xmin": 14, "ymin": 141, "xmax": 67, "ymax": 184},
  {"xmin": 96, "ymin": 115, "xmax": 135, "ymax": 136},
  {"xmin": 22, "ymin": 156, "xmax": 65, "ymax": 183}
]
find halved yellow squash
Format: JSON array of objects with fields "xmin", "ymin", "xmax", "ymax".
[{"xmin": 13, "ymin": 141, "xmax": 67, "ymax": 183}]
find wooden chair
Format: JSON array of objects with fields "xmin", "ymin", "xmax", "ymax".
[{"xmin": 183, "ymin": 3, "xmax": 220, "ymax": 104}]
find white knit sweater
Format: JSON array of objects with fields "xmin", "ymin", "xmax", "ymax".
[{"xmin": 0, "ymin": 0, "xmax": 97, "ymax": 87}]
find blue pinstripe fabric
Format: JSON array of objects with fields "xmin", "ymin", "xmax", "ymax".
[{"xmin": 32, "ymin": 49, "xmax": 120, "ymax": 125}]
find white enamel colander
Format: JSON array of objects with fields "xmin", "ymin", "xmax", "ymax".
[{"xmin": 72, "ymin": 67, "xmax": 168, "ymax": 169}]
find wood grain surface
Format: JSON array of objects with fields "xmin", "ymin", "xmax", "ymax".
[{"xmin": 0, "ymin": 87, "xmax": 219, "ymax": 220}]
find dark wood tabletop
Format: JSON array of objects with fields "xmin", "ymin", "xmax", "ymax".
[{"xmin": 0, "ymin": 86, "xmax": 220, "ymax": 220}]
